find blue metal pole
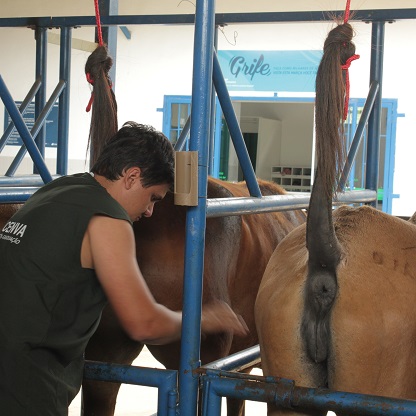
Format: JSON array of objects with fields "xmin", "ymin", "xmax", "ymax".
[
  {"xmin": 0, "ymin": 75, "xmax": 53, "ymax": 183},
  {"xmin": 212, "ymin": 52, "xmax": 262, "ymax": 197},
  {"xmin": 208, "ymin": 28, "xmax": 218, "ymax": 176},
  {"xmin": 201, "ymin": 377, "xmax": 222, "ymax": 416},
  {"xmin": 339, "ymin": 81, "xmax": 379, "ymax": 190},
  {"xmin": 178, "ymin": 0, "xmax": 215, "ymax": 414},
  {"xmin": 366, "ymin": 21, "xmax": 385, "ymax": 207},
  {"xmin": 0, "ymin": 78, "xmax": 41, "ymax": 153},
  {"xmin": 57, "ymin": 26, "xmax": 72, "ymax": 175},
  {"xmin": 34, "ymin": 26, "xmax": 47, "ymax": 162}
]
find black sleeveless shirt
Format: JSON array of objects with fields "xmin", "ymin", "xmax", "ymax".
[{"xmin": 0, "ymin": 173, "xmax": 131, "ymax": 415}]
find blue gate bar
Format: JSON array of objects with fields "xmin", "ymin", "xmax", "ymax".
[
  {"xmin": 0, "ymin": 75, "xmax": 53, "ymax": 184},
  {"xmin": 57, "ymin": 26, "xmax": 72, "ymax": 175},
  {"xmin": 0, "ymin": 78, "xmax": 41, "ymax": 153},
  {"xmin": 178, "ymin": 0, "xmax": 215, "ymax": 415},
  {"xmin": 84, "ymin": 361, "xmax": 178, "ymax": 416},
  {"xmin": 206, "ymin": 189, "xmax": 376, "ymax": 218},
  {"xmin": 6, "ymin": 80, "xmax": 66, "ymax": 176},
  {"xmin": 366, "ymin": 21, "xmax": 385, "ymax": 207},
  {"xmin": 340, "ymin": 81, "xmax": 379, "ymax": 190},
  {"xmin": 212, "ymin": 51, "xmax": 262, "ymax": 197},
  {"xmin": 201, "ymin": 370, "xmax": 416, "ymax": 416}
]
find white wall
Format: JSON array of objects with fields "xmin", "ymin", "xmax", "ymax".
[{"xmin": 1, "ymin": 1, "xmax": 415, "ymax": 215}]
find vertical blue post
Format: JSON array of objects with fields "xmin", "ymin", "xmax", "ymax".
[
  {"xmin": 366, "ymin": 21, "xmax": 385, "ymax": 207},
  {"xmin": 34, "ymin": 26, "xmax": 47, "ymax": 163},
  {"xmin": 178, "ymin": 0, "xmax": 215, "ymax": 415},
  {"xmin": 208, "ymin": 28, "xmax": 218, "ymax": 176},
  {"xmin": 57, "ymin": 26, "xmax": 72, "ymax": 175}
]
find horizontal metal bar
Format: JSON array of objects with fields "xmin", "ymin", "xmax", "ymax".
[
  {"xmin": 204, "ymin": 371, "xmax": 416, "ymax": 415},
  {"xmin": 0, "ymin": 175, "xmax": 61, "ymax": 186},
  {"xmin": 0, "ymin": 9, "xmax": 414, "ymax": 28},
  {"xmin": 206, "ymin": 189, "xmax": 377, "ymax": 218},
  {"xmin": 84, "ymin": 361, "xmax": 178, "ymax": 416},
  {"xmin": 0, "ymin": 187, "xmax": 377, "ymax": 208},
  {"xmin": 0, "ymin": 187, "xmax": 38, "ymax": 202},
  {"xmin": 201, "ymin": 345, "xmax": 260, "ymax": 372},
  {"xmin": 84, "ymin": 361, "xmax": 177, "ymax": 387}
]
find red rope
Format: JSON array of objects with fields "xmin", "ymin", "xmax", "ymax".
[
  {"xmin": 341, "ymin": 54, "xmax": 360, "ymax": 120},
  {"xmin": 94, "ymin": 0, "xmax": 104, "ymax": 46},
  {"xmin": 86, "ymin": 0, "xmax": 103, "ymax": 112},
  {"xmin": 341, "ymin": 0, "xmax": 358, "ymax": 120},
  {"xmin": 344, "ymin": 0, "xmax": 351, "ymax": 23}
]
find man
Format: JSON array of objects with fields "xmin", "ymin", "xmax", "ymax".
[{"xmin": 0, "ymin": 122, "xmax": 247, "ymax": 415}]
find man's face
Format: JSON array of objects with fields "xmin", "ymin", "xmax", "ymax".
[{"xmin": 127, "ymin": 181, "xmax": 170, "ymax": 222}]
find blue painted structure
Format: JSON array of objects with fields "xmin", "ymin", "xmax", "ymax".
[{"xmin": 1, "ymin": 4, "xmax": 416, "ymax": 415}]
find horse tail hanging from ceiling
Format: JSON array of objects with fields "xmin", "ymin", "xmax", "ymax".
[
  {"xmin": 301, "ymin": 4, "xmax": 359, "ymax": 364},
  {"xmin": 84, "ymin": 0, "xmax": 118, "ymax": 167}
]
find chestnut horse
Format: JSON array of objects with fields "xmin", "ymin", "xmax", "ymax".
[
  {"xmin": 81, "ymin": 176, "xmax": 305, "ymax": 416},
  {"xmin": 255, "ymin": 21, "xmax": 416, "ymax": 416}
]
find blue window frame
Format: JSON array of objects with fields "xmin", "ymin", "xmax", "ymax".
[
  {"xmin": 162, "ymin": 95, "xmax": 399, "ymax": 213},
  {"xmin": 161, "ymin": 95, "xmax": 191, "ymax": 149}
]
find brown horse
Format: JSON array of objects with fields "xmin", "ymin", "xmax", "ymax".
[
  {"xmin": 82, "ymin": 176, "xmax": 306, "ymax": 416},
  {"xmin": 255, "ymin": 21, "xmax": 416, "ymax": 416}
]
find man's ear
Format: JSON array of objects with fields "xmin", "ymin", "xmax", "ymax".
[{"xmin": 123, "ymin": 167, "xmax": 141, "ymax": 189}]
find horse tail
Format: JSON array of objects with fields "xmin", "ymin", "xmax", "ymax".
[
  {"xmin": 85, "ymin": 45, "xmax": 118, "ymax": 167},
  {"xmin": 301, "ymin": 22, "xmax": 357, "ymax": 364}
]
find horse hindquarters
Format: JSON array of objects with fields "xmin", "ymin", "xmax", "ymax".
[
  {"xmin": 256, "ymin": 206, "xmax": 416, "ymax": 415},
  {"xmin": 328, "ymin": 207, "xmax": 416, "ymax": 400}
]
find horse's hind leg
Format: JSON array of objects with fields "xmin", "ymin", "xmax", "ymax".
[{"xmin": 83, "ymin": 306, "xmax": 145, "ymax": 416}]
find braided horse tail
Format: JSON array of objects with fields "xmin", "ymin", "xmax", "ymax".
[
  {"xmin": 301, "ymin": 21, "xmax": 357, "ymax": 363},
  {"xmin": 84, "ymin": 0, "xmax": 118, "ymax": 167}
]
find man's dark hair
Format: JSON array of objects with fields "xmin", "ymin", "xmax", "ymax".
[{"xmin": 91, "ymin": 121, "xmax": 175, "ymax": 189}]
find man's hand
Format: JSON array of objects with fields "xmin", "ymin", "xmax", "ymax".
[{"xmin": 201, "ymin": 301, "xmax": 249, "ymax": 336}]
